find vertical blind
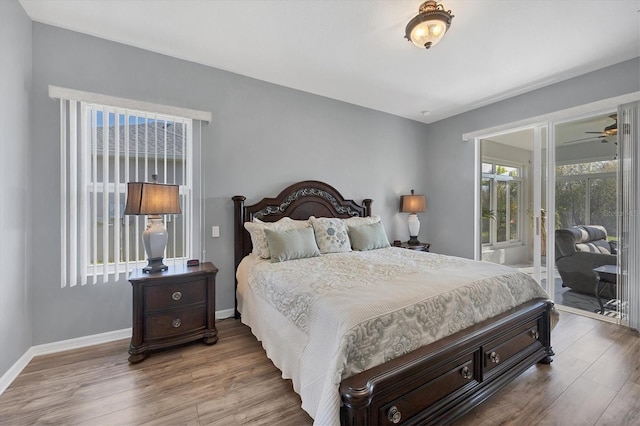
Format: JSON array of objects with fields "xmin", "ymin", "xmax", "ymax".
[
  {"xmin": 618, "ymin": 101, "xmax": 640, "ymax": 330},
  {"xmin": 57, "ymin": 98, "xmax": 197, "ymax": 287}
]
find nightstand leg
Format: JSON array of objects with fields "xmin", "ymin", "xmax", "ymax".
[{"xmin": 203, "ymin": 328, "xmax": 218, "ymax": 345}]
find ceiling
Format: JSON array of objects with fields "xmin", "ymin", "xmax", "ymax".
[{"xmin": 19, "ymin": 0, "xmax": 640, "ymax": 124}]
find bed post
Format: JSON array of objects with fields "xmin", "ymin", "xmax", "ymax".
[
  {"xmin": 540, "ymin": 301, "xmax": 556, "ymax": 364},
  {"xmin": 363, "ymin": 199, "xmax": 372, "ymax": 217},
  {"xmin": 232, "ymin": 195, "xmax": 246, "ymax": 319}
]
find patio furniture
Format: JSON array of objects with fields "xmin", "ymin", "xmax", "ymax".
[
  {"xmin": 593, "ymin": 264, "xmax": 618, "ymax": 314},
  {"xmin": 555, "ymin": 225, "xmax": 617, "ymax": 295}
]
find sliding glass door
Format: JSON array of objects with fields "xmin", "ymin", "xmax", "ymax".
[
  {"xmin": 618, "ymin": 101, "xmax": 640, "ymax": 329},
  {"xmin": 473, "ymin": 93, "xmax": 639, "ymax": 325},
  {"xmin": 478, "ymin": 124, "xmax": 549, "ymax": 289},
  {"xmin": 553, "ymin": 112, "xmax": 620, "ymax": 316}
]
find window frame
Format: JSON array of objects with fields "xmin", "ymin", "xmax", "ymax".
[
  {"xmin": 555, "ymin": 160, "xmax": 617, "ymax": 236},
  {"xmin": 52, "ymin": 85, "xmax": 210, "ymax": 287},
  {"xmin": 82, "ymin": 104, "xmax": 194, "ymax": 280},
  {"xmin": 481, "ymin": 159, "xmax": 523, "ymax": 247}
]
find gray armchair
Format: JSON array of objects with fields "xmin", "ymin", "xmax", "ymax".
[{"xmin": 555, "ymin": 225, "xmax": 617, "ymax": 295}]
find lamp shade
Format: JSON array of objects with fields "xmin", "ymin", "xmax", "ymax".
[
  {"xmin": 124, "ymin": 182, "xmax": 181, "ymax": 215},
  {"xmin": 400, "ymin": 192, "xmax": 427, "ymax": 214},
  {"xmin": 405, "ymin": 1, "xmax": 454, "ymax": 49}
]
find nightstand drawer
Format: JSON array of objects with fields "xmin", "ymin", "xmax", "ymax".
[
  {"xmin": 144, "ymin": 279, "xmax": 206, "ymax": 311},
  {"xmin": 144, "ymin": 306, "xmax": 206, "ymax": 340}
]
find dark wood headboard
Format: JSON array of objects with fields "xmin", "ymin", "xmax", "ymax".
[{"xmin": 232, "ymin": 180, "xmax": 372, "ymax": 318}]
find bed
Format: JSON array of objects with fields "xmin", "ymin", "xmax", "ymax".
[{"xmin": 233, "ymin": 180, "xmax": 555, "ymax": 425}]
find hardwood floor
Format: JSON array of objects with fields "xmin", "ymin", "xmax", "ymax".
[{"xmin": 1, "ymin": 311, "xmax": 639, "ymax": 425}]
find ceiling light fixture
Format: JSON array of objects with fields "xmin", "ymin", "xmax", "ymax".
[{"xmin": 405, "ymin": 1, "xmax": 454, "ymax": 49}]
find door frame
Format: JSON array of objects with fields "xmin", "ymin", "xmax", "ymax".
[
  {"xmin": 466, "ymin": 92, "xmax": 639, "ymax": 310},
  {"xmin": 472, "ymin": 123, "xmax": 551, "ymax": 291}
]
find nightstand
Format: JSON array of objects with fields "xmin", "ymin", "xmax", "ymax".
[
  {"xmin": 128, "ymin": 262, "xmax": 218, "ymax": 363},
  {"xmin": 395, "ymin": 241, "xmax": 431, "ymax": 252}
]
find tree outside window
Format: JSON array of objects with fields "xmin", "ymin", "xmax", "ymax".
[
  {"xmin": 482, "ymin": 162, "xmax": 522, "ymax": 246},
  {"xmin": 555, "ymin": 160, "xmax": 617, "ymax": 239}
]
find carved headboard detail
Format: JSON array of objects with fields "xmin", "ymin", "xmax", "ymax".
[{"xmin": 232, "ymin": 180, "xmax": 372, "ymax": 317}]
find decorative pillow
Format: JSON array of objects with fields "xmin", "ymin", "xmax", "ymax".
[
  {"xmin": 309, "ymin": 216, "xmax": 351, "ymax": 254},
  {"xmin": 348, "ymin": 222, "xmax": 390, "ymax": 251},
  {"xmin": 342, "ymin": 215, "xmax": 381, "ymax": 229},
  {"xmin": 264, "ymin": 227, "xmax": 320, "ymax": 263},
  {"xmin": 244, "ymin": 217, "xmax": 309, "ymax": 259}
]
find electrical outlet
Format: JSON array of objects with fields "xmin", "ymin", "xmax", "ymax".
[{"xmin": 211, "ymin": 226, "xmax": 220, "ymax": 238}]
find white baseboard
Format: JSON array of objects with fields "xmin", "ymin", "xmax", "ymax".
[
  {"xmin": 0, "ymin": 327, "xmax": 131, "ymax": 396},
  {"xmin": 31, "ymin": 328, "xmax": 133, "ymax": 357},
  {"xmin": 0, "ymin": 347, "xmax": 35, "ymax": 395},
  {"xmin": 215, "ymin": 308, "xmax": 235, "ymax": 319},
  {"xmin": 1, "ymin": 308, "xmax": 236, "ymax": 395}
]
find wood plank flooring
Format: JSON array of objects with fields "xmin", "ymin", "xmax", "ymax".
[{"xmin": 1, "ymin": 311, "xmax": 639, "ymax": 425}]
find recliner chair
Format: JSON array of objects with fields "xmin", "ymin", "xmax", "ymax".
[{"xmin": 555, "ymin": 225, "xmax": 617, "ymax": 295}]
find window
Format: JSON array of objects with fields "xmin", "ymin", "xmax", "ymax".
[
  {"xmin": 53, "ymin": 87, "xmax": 210, "ymax": 287},
  {"xmin": 481, "ymin": 162, "xmax": 522, "ymax": 246},
  {"xmin": 555, "ymin": 160, "xmax": 617, "ymax": 237}
]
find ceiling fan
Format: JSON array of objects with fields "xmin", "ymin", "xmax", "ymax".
[{"xmin": 562, "ymin": 114, "xmax": 618, "ymax": 145}]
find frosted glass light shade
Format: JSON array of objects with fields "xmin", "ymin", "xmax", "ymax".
[
  {"xmin": 405, "ymin": 1, "xmax": 454, "ymax": 49},
  {"xmin": 408, "ymin": 20, "xmax": 448, "ymax": 48}
]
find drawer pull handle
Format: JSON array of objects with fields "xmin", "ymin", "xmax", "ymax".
[
  {"xmin": 461, "ymin": 366, "xmax": 473, "ymax": 380},
  {"xmin": 489, "ymin": 351, "xmax": 501, "ymax": 364},
  {"xmin": 387, "ymin": 406, "xmax": 402, "ymax": 424},
  {"xmin": 172, "ymin": 318, "xmax": 182, "ymax": 328},
  {"xmin": 530, "ymin": 329, "xmax": 540, "ymax": 340},
  {"xmin": 172, "ymin": 291, "xmax": 182, "ymax": 301}
]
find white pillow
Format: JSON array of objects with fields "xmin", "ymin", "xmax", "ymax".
[
  {"xmin": 244, "ymin": 217, "xmax": 310, "ymax": 259},
  {"xmin": 342, "ymin": 215, "xmax": 381, "ymax": 229},
  {"xmin": 309, "ymin": 216, "xmax": 351, "ymax": 254}
]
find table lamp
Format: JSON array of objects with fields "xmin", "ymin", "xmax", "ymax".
[
  {"xmin": 400, "ymin": 189, "xmax": 427, "ymax": 245},
  {"xmin": 124, "ymin": 174, "xmax": 181, "ymax": 273}
]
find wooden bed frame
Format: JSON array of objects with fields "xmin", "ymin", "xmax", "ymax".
[{"xmin": 233, "ymin": 180, "xmax": 554, "ymax": 425}]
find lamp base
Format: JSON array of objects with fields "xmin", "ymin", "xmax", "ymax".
[
  {"xmin": 407, "ymin": 213, "xmax": 422, "ymax": 246},
  {"xmin": 142, "ymin": 215, "xmax": 169, "ymax": 274},
  {"xmin": 407, "ymin": 236, "xmax": 421, "ymax": 246},
  {"xmin": 143, "ymin": 257, "xmax": 168, "ymax": 274}
]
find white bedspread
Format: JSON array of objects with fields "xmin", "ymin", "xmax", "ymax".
[{"xmin": 236, "ymin": 247, "xmax": 549, "ymax": 425}]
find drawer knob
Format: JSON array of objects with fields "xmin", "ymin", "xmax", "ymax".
[
  {"xmin": 530, "ymin": 329, "xmax": 540, "ymax": 340},
  {"xmin": 461, "ymin": 366, "xmax": 473, "ymax": 380},
  {"xmin": 172, "ymin": 318, "xmax": 182, "ymax": 328},
  {"xmin": 489, "ymin": 351, "xmax": 501, "ymax": 364},
  {"xmin": 387, "ymin": 406, "xmax": 402, "ymax": 424},
  {"xmin": 172, "ymin": 291, "xmax": 182, "ymax": 301}
]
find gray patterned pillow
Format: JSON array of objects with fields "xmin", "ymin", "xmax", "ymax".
[{"xmin": 309, "ymin": 216, "xmax": 352, "ymax": 254}]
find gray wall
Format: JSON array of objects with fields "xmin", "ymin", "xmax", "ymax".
[
  {"xmin": 422, "ymin": 58, "xmax": 640, "ymax": 259},
  {"xmin": 0, "ymin": 1, "xmax": 33, "ymax": 378},
  {"xmin": 10, "ymin": 7, "xmax": 639, "ymax": 366},
  {"xmin": 30, "ymin": 23, "xmax": 429, "ymax": 345}
]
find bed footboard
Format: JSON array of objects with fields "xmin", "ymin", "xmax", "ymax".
[{"xmin": 340, "ymin": 298, "xmax": 554, "ymax": 425}]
